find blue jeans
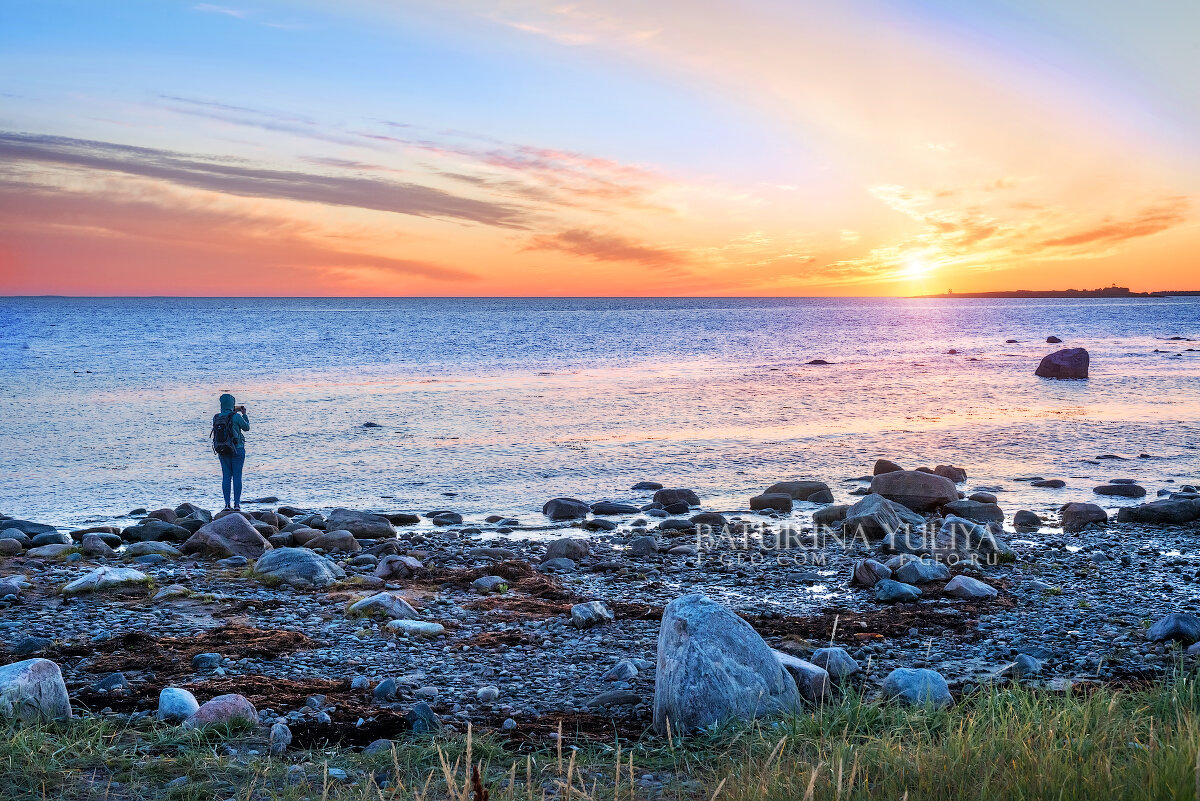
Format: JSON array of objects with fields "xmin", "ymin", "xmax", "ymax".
[{"xmin": 219, "ymin": 447, "xmax": 246, "ymax": 508}]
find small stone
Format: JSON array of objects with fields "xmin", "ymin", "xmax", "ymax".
[
  {"xmin": 158, "ymin": 687, "xmax": 200, "ymax": 722},
  {"xmin": 570, "ymin": 601, "xmax": 614, "ymax": 629}
]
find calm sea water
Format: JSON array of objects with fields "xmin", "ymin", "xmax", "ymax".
[{"xmin": 2, "ymin": 297, "xmax": 1198, "ymax": 527}]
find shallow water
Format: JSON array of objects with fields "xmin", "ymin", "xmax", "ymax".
[{"xmin": 2, "ymin": 297, "xmax": 1197, "ymax": 526}]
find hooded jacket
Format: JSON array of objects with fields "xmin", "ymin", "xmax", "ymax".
[{"xmin": 218, "ymin": 393, "xmax": 250, "ymax": 448}]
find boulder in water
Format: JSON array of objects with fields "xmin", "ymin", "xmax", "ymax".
[
  {"xmin": 1035, "ymin": 348, "xmax": 1089, "ymax": 379},
  {"xmin": 870, "ymin": 470, "xmax": 958, "ymax": 512},
  {"xmin": 763, "ymin": 480, "xmax": 832, "ymax": 501},
  {"xmin": 1060, "ymin": 502, "xmax": 1107, "ymax": 532},
  {"xmin": 327, "ymin": 508, "xmax": 395, "ymax": 539},
  {"xmin": 542, "ymin": 498, "xmax": 590, "ymax": 520},
  {"xmin": 653, "ymin": 488, "xmax": 700, "ymax": 507}
]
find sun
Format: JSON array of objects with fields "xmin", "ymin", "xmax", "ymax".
[{"xmin": 902, "ymin": 256, "xmax": 932, "ymax": 278}]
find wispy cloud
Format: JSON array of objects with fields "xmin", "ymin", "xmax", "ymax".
[
  {"xmin": 192, "ymin": 4, "xmax": 250, "ymax": 19},
  {"xmin": 525, "ymin": 228, "xmax": 688, "ymax": 270},
  {"xmin": 0, "ymin": 132, "xmax": 527, "ymax": 228}
]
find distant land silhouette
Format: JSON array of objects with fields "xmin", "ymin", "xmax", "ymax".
[{"xmin": 914, "ymin": 286, "xmax": 1200, "ymax": 299}]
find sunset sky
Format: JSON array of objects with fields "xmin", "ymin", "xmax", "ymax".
[{"xmin": 1, "ymin": 0, "xmax": 1197, "ymax": 296}]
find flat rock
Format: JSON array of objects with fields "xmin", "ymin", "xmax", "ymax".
[
  {"xmin": 943, "ymin": 575, "xmax": 998, "ymax": 600},
  {"xmin": 62, "ymin": 566, "xmax": 148, "ymax": 595}
]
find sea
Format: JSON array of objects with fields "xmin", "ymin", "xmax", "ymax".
[{"xmin": 2, "ymin": 297, "xmax": 1197, "ymax": 529}]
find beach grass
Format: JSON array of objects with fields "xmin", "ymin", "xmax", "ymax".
[{"xmin": 4, "ymin": 673, "xmax": 1200, "ymax": 800}]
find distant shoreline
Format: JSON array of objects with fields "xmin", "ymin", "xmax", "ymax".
[{"xmin": 912, "ymin": 287, "xmax": 1200, "ymax": 299}]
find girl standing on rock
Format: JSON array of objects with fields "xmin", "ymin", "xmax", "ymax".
[{"xmin": 211, "ymin": 393, "xmax": 250, "ymax": 510}]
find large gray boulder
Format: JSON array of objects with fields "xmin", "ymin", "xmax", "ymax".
[
  {"xmin": 181, "ymin": 514, "xmax": 272, "ymax": 559},
  {"xmin": 943, "ymin": 499, "xmax": 1004, "ymax": 524},
  {"xmin": 327, "ymin": 508, "xmax": 395, "ymax": 539},
  {"xmin": 882, "ymin": 668, "xmax": 953, "ymax": 707},
  {"xmin": 1093, "ymin": 483, "xmax": 1146, "ymax": 498},
  {"xmin": 1035, "ymin": 348, "xmax": 1089, "ymax": 379},
  {"xmin": 542, "ymin": 498, "xmax": 590, "ymax": 521},
  {"xmin": 0, "ymin": 658, "xmax": 71, "ymax": 721},
  {"xmin": 545, "ymin": 537, "xmax": 590, "ymax": 560},
  {"xmin": 1147, "ymin": 613, "xmax": 1200, "ymax": 644},
  {"xmin": 763, "ymin": 480, "xmax": 832, "ymax": 501},
  {"xmin": 653, "ymin": 594, "xmax": 800, "ymax": 733},
  {"xmin": 0, "ymin": 520, "xmax": 57, "ymax": 536},
  {"xmin": 1116, "ymin": 499, "xmax": 1200, "ymax": 525},
  {"xmin": 653, "ymin": 488, "xmax": 701, "ymax": 507},
  {"xmin": 252, "ymin": 548, "xmax": 344, "ymax": 588},
  {"xmin": 870, "ymin": 470, "xmax": 958, "ymax": 512},
  {"xmin": 122, "ymin": 519, "xmax": 191, "ymax": 543},
  {"xmin": 844, "ymin": 494, "xmax": 904, "ymax": 540},
  {"xmin": 1060, "ymin": 502, "xmax": 1107, "ymax": 533},
  {"xmin": 933, "ymin": 515, "xmax": 1016, "ymax": 563}
]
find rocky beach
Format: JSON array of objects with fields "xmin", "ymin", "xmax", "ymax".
[{"xmin": 4, "ymin": 459, "xmax": 1200, "ymax": 758}]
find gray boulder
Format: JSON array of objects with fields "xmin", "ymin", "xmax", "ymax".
[
  {"xmin": 157, "ymin": 687, "xmax": 200, "ymax": 722},
  {"xmin": 1116, "ymin": 499, "xmax": 1200, "ymax": 525},
  {"xmin": 542, "ymin": 498, "xmax": 590, "ymax": 520},
  {"xmin": 810, "ymin": 647, "xmax": 860, "ymax": 680},
  {"xmin": 764, "ymin": 480, "xmax": 832, "ymax": 501},
  {"xmin": 873, "ymin": 459, "xmax": 904, "ymax": 475},
  {"xmin": 374, "ymin": 554, "xmax": 423, "ymax": 580},
  {"xmin": 1013, "ymin": 510, "xmax": 1042, "ymax": 529},
  {"xmin": 346, "ymin": 592, "xmax": 419, "ymax": 620},
  {"xmin": 253, "ymin": 548, "xmax": 345, "ymax": 588},
  {"xmin": 881, "ymin": 668, "xmax": 953, "ymax": 707},
  {"xmin": 1060, "ymin": 502, "xmax": 1107, "ymax": 532},
  {"xmin": 62, "ymin": 566, "xmax": 148, "ymax": 596},
  {"xmin": 894, "ymin": 559, "xmax": 950, "ymax": 585},
  {"xmin": 653, "ymin": 488, "xmax": 700, "ymax": 507},
  {"xmin": 813, "ymin": 504, "xmax": 849, "ymax": 527},
  {"xmin": 327, "ymin": 508, "xmax": 394, "ymax": 539},
  {"xmin": 0, "ymin": 658, "xmax": 72, "ymax": 721},
  {"xmin": 772, "ymin": 650, "xmax": 830, "ymax": 702},
  {"xmin": 851, "ymin": 558, "xmax": 892, "ymax": 587},
  {"xmin": 181, "ymin": 514, "xmax": 272, "ymax": 559},
  {"xmin": 943, "ymin": 575, "xmax": 998, "ymax": 600},
  {"xmin": 1147, "ymin": 613, "xmax": 1200, "ymax": 644},
  {"xmin": 844, "ymin": 494, "xmax": 904, "ymax": 539},
  {"xmin": 122, "ymin": 519, "xmax": 191, "ymax": 543},
  {"xmin": 545, "ymin": 537, "xmax": 589, "ymax": 561},
  {"xmin": 653, "ymin": 594, "xmax": 800, "ymax": 733},
  {"xmin": 570, "ymin": 601, "xmax": 614, "ymax": 629},
  {"xmin": 934, "ymin": 515, "xmax": 1016, "ymax": 564},
  {"xmin": 750, "ymin": 493, "xmax": 793, "ymax": 513},
  {"xmin": 1093, "ymin": 483, "xmax": 1146, "ymax": 498},
  {"xmin": 943, "ymin": 499, "xmax": 1004, "ymax": 524},
  {"xmin": 125, "ymin": 541, "xmax": 182, "ymax": 558},
  {"xmin": 870, "ymin": 470, "xmax": 958, "ymax": 512},
  {"xmin": 1035, "ymin": 347, "xmax": 1089, "ymax": 379},
  {"xmin": 0, "ymin": 520, "xmax": 57, "ymax": 536},
  {"xmin": 591, "ymin": 501, "xmax": 639, "ymax": 515},
  {"xmin": 874, "ymin": 579, "xmax": 922, "ymax": 603}
]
